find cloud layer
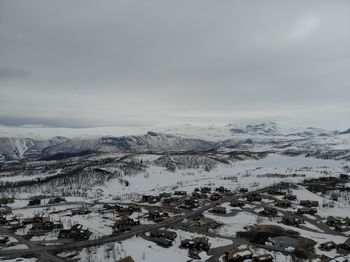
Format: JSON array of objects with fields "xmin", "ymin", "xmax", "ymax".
[{"xmin": 1, "ymin": 0, "xmax": 349, "ymax": 128}]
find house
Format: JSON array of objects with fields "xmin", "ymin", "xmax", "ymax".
[
  {"xmin": 247, "ymin": 193, "xmax": 262, "ymax": 202},
  {"xmin": 180, "ymin": 197, "xmax": 199, "ymax": 209},
  {"xmin": 192, "ymin": 191, "xmax": 207, "ymax": 199},
  {"xmin": 319, "ymin": 241, "xmax": 337, "ymax": 251},
  {"xmin": 239, "ymin": 188, "xmax": 248, "ymax": 193},
  {"xmin": 9, "ymin": 222, "xmax": 23, "ymax": 230},
  {"xmin": 71, "ymin": 207, "xmax": 91, "ymax": 216},
  {"xmin": 48, "ymin": 197, "xmax": 66, "ymax": 204},
  {"xmin": 210, "ymin": 193, "xmax": 222, "ymax": 201},
  {"xmin": 188, "ymin": 250, "xmax": 201, "ymax": 260},
  {"xmin": 215, "ymin": 186, "xmax": 230, "ymax": 193},
  {"xmin": 58, "ymin": 224, "xmax": 91, "ymax": 241},
  {"xmin": 340, "ymin": 174, "xmax": 349, "ymax": 180},
  {"xmin": 180, "ymin": 236, "xmax": 211, "ymax": 251},
  {"xmin": 260, "ymin": 206, "xmax": 278, "ymax": 216},
  {"xmin": 275, "ymin": 200, "xmax": 291, "ymax": 208},
  {"xmin": 28, "ymin": 198, "xmax": 41, "ymax": 206},
  {"xmin": 116, "ymin": 256, "xmax": 134, "ymax": 262},
  {"xmin": 201, "ymin": 187, "xmax": 211, "ymax": 193},
  {"xmin": 148, "ymin": 209, "xmax": 168, "ymax": 222},
  {"xmin": 326, "ymin": 216, "xmax": 342, "ymax": 227},
  {"xmin": 297, "ymin": 207, "xmax": 317, "ymax": 215},
  {"xmin": 150, "ymin": 229, "xmax": 177, "ymax": 240},
  {"xmin": 159, "ymin": 192, "xmax": 171, "ymax": 199},
  {"xmin": 281, "ymin": 215, "xmax": 304, "ymax": 226},
  {"xmin": 268, "ymin": 187, "xmax": 285, "ymax": 196},
  {"xmin": 0, "ymin": 198, "xmax": 14, "ymax": 205},
  {"xmin": 0, "ymin": 235, "xmax": 9, "ymax": 244},
  {"xmin": 0, "ymin": 206, "xmax": 11, "ymax": 215},
  {"xmin": 230, "ymin": 200, "xmax": 245, "ymax": 208},
  {"xmin": 209, "ymin": 206, "xmax": 226, "ymax": 214},
  {"xmin": 337, "ymin": 238, "xmax": 350, "ymax": 252},
  {"xmin": 335, "ymin": 224, "xmax": 350, "ymax": 232},
  {"xmin": 253, "ymin": 254, "xmax": 274, "ymax": 262},
  {"xmin": 283, "ymin": 194, "xmax": 297, "ymax": 201},
  {"xmin": 163, "ymin": 197, "xmax": 179, "ymax": 205},
  {"xmin": 23, "ymin": 215, "xmax": 49, "ymax": 225},
  {"xmin": 142, "ymin": 195, "xmax": 160, "ymax": 204},
  {"xmin": 300, "ymin": 200, "xmax": 319, "ymax": 207},
  {"xmin": 174, "ymin": 191, "xmax": 187, "ymax": 196},
  {"xmin": 148, "ymin": 236, "xmax": 173, "ymax": 247},
  {"xmin": 127, "ymin": 205, "xmax": 141, "ymax": 213},
  {"xmin": 330, "ymin": 193, "xmax": 338, "ymax": 201},
  {"xmin": 224, "ymin": 249, "xmax": 253, "ymax": 262}
]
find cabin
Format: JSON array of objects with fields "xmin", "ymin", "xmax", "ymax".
[
  {"xmin": 180, "ymin": 198, "xmax": 199, "ymax": 209},
  {"xmin": 210, "ymin": 193, "xmax": 222, "ymax": 201},
  {"xmin": 28, "ymin": 198, "xmax": 41, "ymax": 206},
  {"xmin": 337, "ymin": 238, "xmax": 350, "ymax": 252},
  {"xmin": 180, "ymin": 236, "xmax": 211, "ymax": 251},
  {"xmin": 224, "ymin": 249, "xmax": 253, "ymax": 262},
  {"xmin": 142, "ymin": 195, "xmax": 160, "ymax": 204},
  {"xmin": 215, "ymin": 186, "xmax": 230, "ymax": 193},
  {"xmin": 260, "ymin": 206, "xmax": 278, "ymax": 216},
  {"xmin": 326, "ymin": 216, "xmax": 342, "ymax": 227},
  {"xmin": 188, "ymin": 250, "xmax": 201, "ymax": 260},
  {"xmin": 23, "ymin": 215, "xmax": 49, "ymax": 225},
  {"xmin": 230, "ymin": 200, "xmax": 245, "ymax": 208},
  {"xmin": 297, "ymin": 207, "xmax": 317, "ymax": 215},
  {"xmin": 239, "ymin": 188, "xmax": 248, "ymax": 193},
  {"xmin": 71, "ymin": 207, "xmax": 91, "ymax": 216},
  {"xmin": 58, "ymin": 224, "xmax": 91, "ymax": 241},
  {"xmin": 253, "ymin": 254, "xmax": 274, "ymax": 262},
  {"xmin": 150, "ymin": 229, "xmax": 177, "ymax": 240},
  {"xmin": 163, "ymin": 197, "xmax": 179, "ymax": 205},
  {"xmin": 275, "ymin": 200, "xmax": 291, "ymax": 208},
  {"xmin": 319, "ymin": 241, "xmax": 337, "ymax": 251},
  {"xmin": 48, "ymin": 197, "xmax": 66, "ymax": 204},
  {"xmin": 159, "ymin": 192, "xmax": 171, "ymax": 199},
  {"xmin": 0, "ymin": 206, "xmax": 11, "ymax": 216},
  {"xmin": 148, "ymin": 209, "xmax": 168, "ymax": 222},
  {"xmin": 149, "ymin": 236, "xmax": 173, "ymax": 247},
  {"xmin": 330, "ymin": 193, "xmax": 338, "ymax": 201},
  {"xmin": 0, "ymin": 198, "xmax": 14, "ymax": 205},
  {"xmin": 283, "ymin": 194, "xmax": 297, "ymax": 201},
  {"xmin": 116, "ymin": 256, "xmax": 134, "ymax": 262},
  {"xmin": 281, "ymin": 215, "xmax": 304, "ymax": 226},
  {"xmin": 0, "ymin": 235, "xmax": 9, "ymax": 245},
  {"xmin": 247, "ymin": 193, "xmax": 262, "ymax": 202},
  {"xmin": 174, "ymin": 191, "xmax": 187, "ymax": 196},
  {"xmin": 340, "ymin": 174, "xmax": 349, "ymax": 180},
  {"xmin": 268, "ymin": 187, "xmax": 285, "ymax": 196},
  {"xmin": 209, "ymin": 206, "xmax": 226, "ymax": 214},
  {"xmin": 9, "ymin": 222, "xmax": 23, "ymax": 230},
  {"xmin": 335, "ymin": 224, "xmax": 350, "ymax": 232},
  {"xmin": 113, "ymin": 223, "xmax": 131, "ymax": 234},
  {"xmin": 299, "ymin": 200, "xmax": 319, "ymax": 207},
  {"xmin": 201, "ymin": 187, "xmax": 211, "ymax": 193}
]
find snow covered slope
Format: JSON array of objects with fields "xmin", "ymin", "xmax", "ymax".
[{"xmin": 0, "ymin": 122, "xmax": 349, "ymax": 162}]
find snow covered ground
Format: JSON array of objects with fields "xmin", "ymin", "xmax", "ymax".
[
  {"xmin": 59, "ymin": 229, "xmax": 232, "ymax": 262},
  {"xmin": 97, "ymin": 154, "xmax": 346, "ymax": 201}
]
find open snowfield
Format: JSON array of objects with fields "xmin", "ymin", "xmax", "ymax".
[{"xmin": 98, "ymin": 154, "xmax": 346, "ymax": 201}]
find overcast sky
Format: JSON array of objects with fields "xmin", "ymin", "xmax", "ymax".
[{"xmin": 0, "ymin": 0, "xmax": 349, "ymax": 129}]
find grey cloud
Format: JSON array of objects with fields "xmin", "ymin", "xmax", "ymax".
[{"xmin": 0, "ymin": 0, "xmax": 349, "ymax": 129}]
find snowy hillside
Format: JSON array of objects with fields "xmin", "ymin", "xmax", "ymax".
[{"xmin": 0, "ymin": 122, "xmax": 349, "ymax": 162}]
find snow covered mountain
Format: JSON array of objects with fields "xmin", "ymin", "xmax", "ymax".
[{"xmin": 0, "ymin": 122, "xmax": 348, "ymax": 162}]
